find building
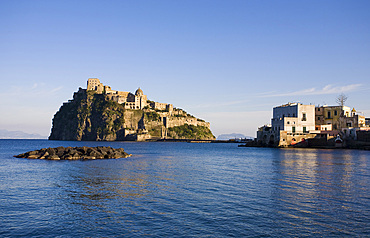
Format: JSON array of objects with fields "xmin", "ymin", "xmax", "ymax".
[
  {"xmin": 86, "ymin": 78, "xmax": 172, "ymax": 111},
  {"xmin": 257, "ymin": 103, "xmax": 318, "ymax": 147},
  {"xmin": 315, "ymin": 105, "xmax": 351, "ymax": 130},
  {"xmin": 257, "ymin": 102, "xmax": 369, "ymax": 147},
  {"xmin": 86, "ymin": 78, "xmax": 104, "ymax": 92},
  {"xmin": 271, "ymin": 103, "xmax": 315, "ymax": 133}
]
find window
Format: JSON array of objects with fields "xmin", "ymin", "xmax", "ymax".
[
  {"xmin": 318, "ymin": 108, "xmax": 320, "ymax": 111},
  {"xmin": 292, "ymin": 127, "xmax": 296, "ymax": 133},
  {"xmin": 287, "ymin": 121, "xmax": 290, "ymax": 124},
  {"xmin": 317, "ymin": 116, "xmax": 320, "ymax": 120},
  {"xmin": 302, "ymin": 113, "xmax": 307, "ymax": 121},
  {"xmin": 328, "ymin": 111, "xmax": 331, "ymax": 119},
  {"xmin": 303, "ymin": 127, "xmax": 307, "ymax": 133},
  {"xmin": 334, "ymin": 110, "xmax": 337, "ymax": 116}
]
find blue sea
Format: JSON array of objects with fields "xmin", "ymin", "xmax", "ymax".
[{"xmin": 0, "ymin": 139, "xmax": 369, "ymax": 237}]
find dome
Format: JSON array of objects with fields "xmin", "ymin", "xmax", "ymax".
[{"xmin": 135, "ymin": 87, "xmax": 143, "ymax": 96}]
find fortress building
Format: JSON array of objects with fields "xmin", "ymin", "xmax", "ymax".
[
  {"xmin": 51, "ymin": 78, "xmax": 214, "ymax": 141},
  {"xmin": 86, "ymin": 78, "xmax": 172, "ymax": 111}
]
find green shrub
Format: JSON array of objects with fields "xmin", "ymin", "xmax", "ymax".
[
  {"xmin": 145, "ymin": 111, "xmax": 160, "ymax": 121},
  {"xmin": 167, "ymin": 124, "xmax": 215, "ymax": 139}
]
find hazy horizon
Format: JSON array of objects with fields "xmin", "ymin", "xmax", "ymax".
[{"xmin": 1, "ymin": 0, "xmax": 369, "ymax": 137}]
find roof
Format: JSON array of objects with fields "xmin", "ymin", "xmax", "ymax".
[{"xmin": 135, "ymin": 87, "xmax": 144, "ymax": 96}]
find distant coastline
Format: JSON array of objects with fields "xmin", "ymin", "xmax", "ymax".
[{"xmin": 0, "ymin": 129, "xmax": 47, "ymax": 139}]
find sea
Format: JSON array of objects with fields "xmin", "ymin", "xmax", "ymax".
[{"xmin": 0, "ymin": 139, "xmax": 369, "ymax": 237}]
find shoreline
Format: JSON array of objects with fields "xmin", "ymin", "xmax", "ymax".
[{"xmin": 238, "ymin": 142, "xmax": 370, "ymax": 150}]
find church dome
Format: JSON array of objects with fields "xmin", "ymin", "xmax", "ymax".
[{"xmin": 135, "ymin": 87, "xmax": 143, "ymax": 96}]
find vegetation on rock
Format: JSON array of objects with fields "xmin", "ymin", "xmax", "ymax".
[
  {"xmin": 49, "ymin": 89, "xmax": 215, "ymax": 141},
  {"xmin": 167, "ymin": 124, "xmax": 215, "ymax": 140},
  {"xmin": 49, "ymin": 91, "xmax": 127, "ymax": 141},
  {"xmin": 144, "ymin": 111, "xmax": 161, "ymax": 122}
]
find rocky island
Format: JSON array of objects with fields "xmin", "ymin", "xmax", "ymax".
[
  {"xmin": 14, "ymin": 146, "xmax": 131, "ymax": 160},
  {"xmin": 49, "ymin": 78, "xmax": 215, "ymax": 141}
]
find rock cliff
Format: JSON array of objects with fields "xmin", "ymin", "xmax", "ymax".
[{"xmin": 49, "ymin": 88, "xmax": 215, "ymax": 141}]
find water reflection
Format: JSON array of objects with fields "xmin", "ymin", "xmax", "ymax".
[
  {"xmin": 57, "ymin": 156, "xmax": 177, "ymax": 222},
  {"xmin": 271, "ymin": 149, "xmax": 368, "ymax": 236}
]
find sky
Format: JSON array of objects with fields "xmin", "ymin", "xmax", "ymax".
[{"xmin": 1, "ymin": 0, "xmax": 369, "ymax": 138}]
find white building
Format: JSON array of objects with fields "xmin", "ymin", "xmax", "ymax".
[
  {"xmin": 271, "ymin": 103, "xmax": 316, "ymax": 133},
  {"xmin": 258, "ymin": 103, "xmax": 318, "ymax": 147}
]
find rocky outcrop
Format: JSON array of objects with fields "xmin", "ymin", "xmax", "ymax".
[
  {"xmin": 49, "ymin": 88, "xmax": 215, "ymax": 141},
  {"xmin": 14, "ymin": 146, "xmax": 131, "ymax": 160}
]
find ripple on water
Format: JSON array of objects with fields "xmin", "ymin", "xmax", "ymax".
[{"xmin": 0, "ymin": 141, "xmax": 369, "ymax": 237}]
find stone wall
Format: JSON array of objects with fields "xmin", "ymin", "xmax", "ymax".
[
  {"xmin": 357, "ymin": 130, "xmax": 370, "ymax": 142},
  {"xmin": 167, "ymin": 117, "xmax": 210, "ymax": 129},
  {"xmin": 150, "ymin": 102, "xmax": 173, "ymax": 112},
  {"xmin": 278, "ymin": 131, "xmax": 317, "ymax": 147},
  {"xmin": 257, "ymin": 130, "xmax": 317, "ymax": 147}
]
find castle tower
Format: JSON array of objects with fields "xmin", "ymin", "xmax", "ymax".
[
  {"xmin": 87, "ymin": 78, "xmax": 104, "ymax": 93},
  {"xmin": 134, "ymin": 87, "xmax": 147, "ymax": 109},
  {"xmin": 135, "ymin": 87, "xmax": 144, "ymax": 96}
]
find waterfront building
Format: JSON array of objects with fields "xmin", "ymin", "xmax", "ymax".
[
  {"xmin": 271, "ymin": 103, "xmax": 315, "ymax": 133},
  {"xmin": 314, "ymin": 105, "xmax": 366, "ymax": 130},
  {"xmin": 257, "ymin": 103, "xmax": 319, "ymax": 147},
  {"xmin": 257, "ymin": 102, "xmax": 369, "ymax": 147}
]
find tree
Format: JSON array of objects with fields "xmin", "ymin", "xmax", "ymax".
[{"xmin": 336, "ymin": 93, "xmax": 348, "ymax": 106}]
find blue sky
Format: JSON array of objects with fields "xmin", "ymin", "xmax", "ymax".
[{"xmin": 1, "ymin": 0, "xmax": 369, "ymax": 137}]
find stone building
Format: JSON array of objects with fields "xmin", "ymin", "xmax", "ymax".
[
  {"xmin": 315, "ymin": 105, "xmax": 366, "ymax": 130},
  {"xmin": 86, "ymin": 78, "xmax": 172, "ymax": 111},
  {"xmin": 315, "ymin": 105, "xmax": 350, "ymax": 130},
  {"xmin": 87, "ymin": 78, "xmax": 104, "ymax": 93}
]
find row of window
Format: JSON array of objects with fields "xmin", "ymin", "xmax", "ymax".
[
  {"xmin": 317, "ymin": 108, "xmax": 338, "ymax": 114},
  {"xmin": 291, "ymin": 127, "xmax": 307, "ymax": 133},
  {"xmin": 273, "ymin": 126, "xmax": 307, "ymax": 133},
  {"xmin": 275, "ymin": 112, "xmax": 307, "ymax": 120}
]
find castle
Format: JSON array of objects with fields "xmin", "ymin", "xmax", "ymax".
[
  {"xmin": 86, "ymin": 78, "xmax": 173, "ymax": 111},
  {"xmin": 48, "ymin": 78, "xmax": 214, "ymax": 141}
]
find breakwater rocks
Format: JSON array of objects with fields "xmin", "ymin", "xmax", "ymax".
[{"xmin": 14, "ymin": 146, "xmax": 131, "ymax": 160}]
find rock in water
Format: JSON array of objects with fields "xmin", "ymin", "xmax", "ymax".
[{"xmin": 14, "ymin": 146, "xmax": 131, "ymax": 160}]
